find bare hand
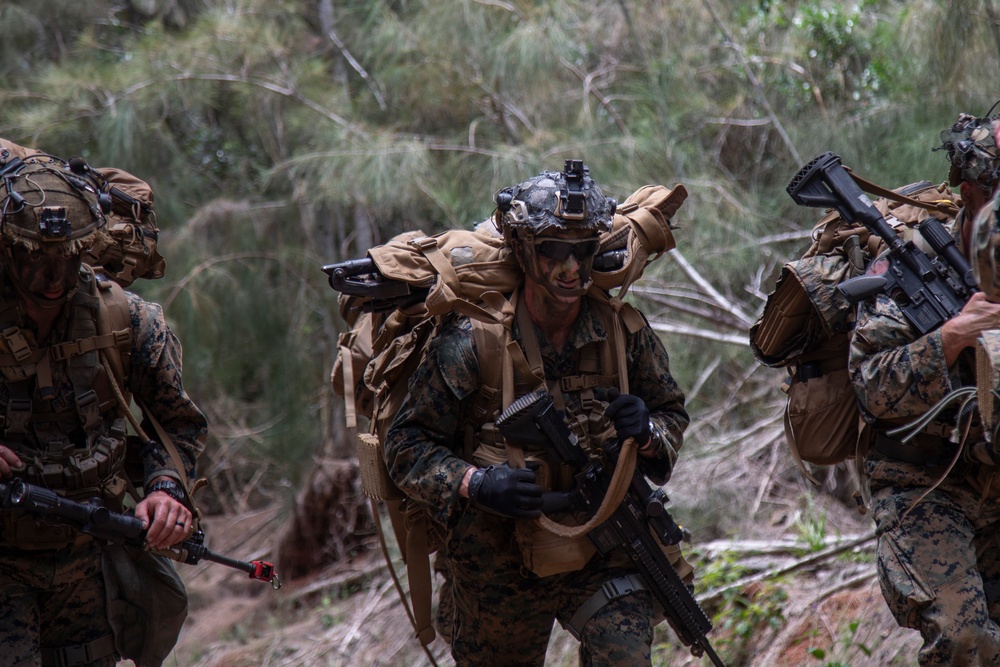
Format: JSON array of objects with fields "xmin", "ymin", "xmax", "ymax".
[
  {"xmin": 0, "ymin": 444, "xmax": 23, "ymax": 479},
  {"xmin": 135, "ymin": 488, "xmax": 192, "ymax": 549},
  {"xmin": 941, "ymin": 292, "xmax": 1000, "ymax": 365}
]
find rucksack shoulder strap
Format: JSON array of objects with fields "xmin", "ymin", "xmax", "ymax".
[
  {"xmin": 93, "ymin": 278, "xmax": 204, "ymax": 515},
  {"xmin": 588, "ymin": 289, "xmax": 644, "ymax": 394},
  {"xmin": 93, "ymin": 274, "xmax": 133, "ymax": 392}
]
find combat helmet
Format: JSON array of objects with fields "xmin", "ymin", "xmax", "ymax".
[
  {"xmin": 0, "ymin": 156, "xmax": 108, "ymax": 254},
  {"xmin": 934, "ymin": 112, "xmax": 1000, "ymax": 189},
  {"xmin": 0, "ymin": 155, "xmax": 110, "ymax": 308},
  {"xmin": 492, "ymin": 159, "xmax": 616, "ymax": 297}
]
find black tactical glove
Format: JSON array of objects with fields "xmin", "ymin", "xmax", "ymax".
[
  {"xmin": 606, "ymin": 393, "xmax": 652, "ymax": 448},
  {"xmin": 467, "ymin": 463, "xmax": 543, "ymax": 519}
]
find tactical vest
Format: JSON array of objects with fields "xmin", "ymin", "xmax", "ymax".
[
  {"xmin": 469, "ymin": 291, "xmax": 625, "ymax": 490},
  {"xmin": 461, "ymin": 290, "xmax": 644, "ymax": 578},
  {"xmin": 0, "ymin": 265, "xmax": 135, "ymax": 548}
]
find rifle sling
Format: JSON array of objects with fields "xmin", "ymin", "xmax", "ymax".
[
  {"xmin": 849, "ymin": 171, "xmax": 959, "ymax": 216},
  {"xmin": 535, "ymin": 437, "xmax": 637, "ymax": 539}
]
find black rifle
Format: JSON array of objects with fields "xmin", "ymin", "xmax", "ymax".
[
  {"xmin": 322, "ymin": 250, "xmax": 629, "ymax": 313},
  {"xmin": 0, "ymin": 478, "xmax": 281, "ymax": 589},
  {"xmin": 787, "ymin": 151, "xmax": 977, "ymax": 335},
  {"xmin": 495, "ymin": 391, "xmax": 725, "ymax": 667}
]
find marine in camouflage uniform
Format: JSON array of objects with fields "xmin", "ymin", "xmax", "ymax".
[
  {"xmin": 385, "ymin": 162, "xmax": 688, "ymax": 666},
  {"xmin": 0, "ymin": 156, "xmax": 206, "ymax": 667},
  {"xmin": 850, "ymin": 113, "xmax": 1000, "ymax": 666}
]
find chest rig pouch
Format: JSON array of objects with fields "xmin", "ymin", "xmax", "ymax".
[
  {"xmin": 0, "ymin": 268, "xmax": 133, "ymax": 549},
  {"xmin": 469, "ymin": 292, "xmax": 630, "ymax": 577}
]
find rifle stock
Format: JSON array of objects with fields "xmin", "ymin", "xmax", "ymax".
[
  {"xmin": 495, "ymin": 391, "xmax": 725, "ymax": 666},
  {"xmin": 0, "ymin": 478, "xmax": 281, "ymax": 589},
  {"xmin": 787, "ymin": 152, "xmax": 977, "ymax": 334}
]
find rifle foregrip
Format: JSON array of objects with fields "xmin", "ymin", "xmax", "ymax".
[
  {"xmin": 918, "ymin": 217, "xmax": 978, "ymax": 289},
  {"xmin": 89, "ymin": 506, "xmax": 145, "ymax": 541}
]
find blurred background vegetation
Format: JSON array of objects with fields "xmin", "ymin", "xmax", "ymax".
[{"xmin": 1, "ymin": 0, "xmax": 997, "ymax": 524}]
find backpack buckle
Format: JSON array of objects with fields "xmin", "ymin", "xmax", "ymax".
[
  {"xmin": 409, "ymin": 237, "xmax": 439, "ymax": 251},
  {"xmin": 1, "ymin": 327, "xmax": 31, "ymax": 362}
]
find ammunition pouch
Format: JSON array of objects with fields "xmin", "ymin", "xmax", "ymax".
[
  {"xmin": 18, "ymin": 433, "xmax": 128, "ymax": 496},
  {"xmin": 472, "ymin": 432, "xmax": 558, "ymax": 491},
  {"xmin": 473, "ymin": 436, "xmax": 595, "ymax": 577}
]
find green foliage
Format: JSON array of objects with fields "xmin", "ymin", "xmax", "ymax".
[
  {"xmin": 692, "ymin": 550, "xmax": 789, "ymax": 664},
  {"xmin": 0, "ymin": 0, "xmax": 997, "ymax": 509},
  {"xmin": 794, "ymin": 501, "xmax": 829, "ymax": 552},
  {"xmin": 805, "ymin": 619, "xmax": 874, "ymax": 666},
  {"xmin": 318, "ymin": 594, "xmax": 341, "ymax": 631}
]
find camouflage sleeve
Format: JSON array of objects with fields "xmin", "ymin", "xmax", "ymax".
[
  {"xmin": 125, "ymin": 292, "xmax": 208, "ymax": 487},
  {"xmin": 627, "ymin": 324, "xmax": 689, "ymax": 482},
  {"xmin": 384, "ymin": 317, "xmax": 480, "ymax": 528},
  {"xmin": 849, "ymin": 292, "xmax": 953, "ymax": 420}
]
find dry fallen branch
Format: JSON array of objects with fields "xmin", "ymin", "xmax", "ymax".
[
  {"xmin": 698, "ymin": 533, "xmax": 876, "ymax": 607},
  {"xmin": 668, "ymin": 249, "xmax": 756, "ymax": 329}
]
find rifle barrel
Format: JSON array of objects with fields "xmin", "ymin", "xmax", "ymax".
[{"xmin": 1, "ymin": 478, "xmax": 281, "ymax": 589}]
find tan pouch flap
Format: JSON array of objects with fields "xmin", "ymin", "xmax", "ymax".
[{"xmin": 593, "ymin": 184, "xmax": 687, "ymax": 293}]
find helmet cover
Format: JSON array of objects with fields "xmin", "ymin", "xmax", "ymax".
[
  {"xmin": 493, "ymin": 160, "xmax": 616, "ymax": 242},
  {"xmin": 0, "ymin": 157, "xmax": 106, "ymax": 254},
  {"xmin": 492, "ymin": 160, "xmax": 616, "ymax": 297}
]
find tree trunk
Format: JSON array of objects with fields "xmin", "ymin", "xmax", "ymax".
[{"xmin": 275, "ymin": 458, "xmax": 376, "ymax": 581}]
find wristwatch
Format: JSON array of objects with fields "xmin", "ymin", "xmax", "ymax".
[
  {"xmin": 637, "ymin": 420, "xmax": 658, "ymax": 453},
  {"xmin": 146, "ymin": 479, "xmax": 186, "ymax": 503}
]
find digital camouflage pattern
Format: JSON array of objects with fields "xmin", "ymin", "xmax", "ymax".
[
  {"xmin": 385, "ymin": 296, "xmax": 688, "ymax": 665},
  {"xmin": 972, "ymin": 190, "xmax": 1000, "ymax": 302},
  {"xmin": 445, "ymin": 509, "xmax": 653, "ymax": 666},
  {"xmin": 870, "ymin": 483, "xmax": 1000, "ymax": 666},
  {"xmin": 850, "ymin": 288, "xmax": 954, "ymax": 422},
  {"xmin": 493, "ymin": 167, "xmax": 615, "ymax": 241},
  {"xmin": 851, "ymin": 244, "xmax": 1000, "ymax": 665},
  {"xmin": 123, "ymin": 290, "xmax": 206, "ymax": 484},
  {"xmin": 386, "ymin": 297, "xmax": 687, "ymax": 527},
  {"xmin": 0, "ymin": 268, "xmax": 206, "ymax": 665},
  {"xmin": 0, "ymin": 282, "xmax": 205, "ymax": 490},
  {"xmin": 0, "ymin": 540, "xmax": 116, "ymax": 667}
]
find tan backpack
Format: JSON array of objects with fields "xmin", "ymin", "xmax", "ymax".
[
  {"xmin": 329, "ymin": 184, "xmax": 687, "ymax": 648},
  {"xmin": 750, "ymin": 173, "xmax": 960, "ymax": 482}
]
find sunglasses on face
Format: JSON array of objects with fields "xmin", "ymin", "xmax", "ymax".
[{"xmin": 533, "ymin": 238, "xmax": 600, "ymax": 262}]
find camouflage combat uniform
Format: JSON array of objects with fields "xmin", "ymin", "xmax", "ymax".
[
  {"xmin": 0, "ymin": 270, "xmax": 207, "ymax": 667},
  {"xmin": 850, "ymin": 237, "xmax": 1000, "ymax": 666},
  {"xmin": 385, "ymin": 296, "xmax": 688, "ymax": 666}
]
